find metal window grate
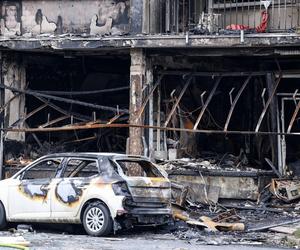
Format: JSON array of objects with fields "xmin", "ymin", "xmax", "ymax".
[{"xmin": 146, "ymin": 0, "xmax": 299, "ymax": 34}]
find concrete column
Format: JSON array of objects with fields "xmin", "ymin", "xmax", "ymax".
[
  {"xmin": 127, "ymin": 49, "xmax": 146, "ymax": 160},
  {"xmin": 2, "ymin": 53, "xmax": 26, "ymax": 142}
]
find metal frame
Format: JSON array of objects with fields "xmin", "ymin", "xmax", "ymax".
[
  {"xmin": 2, "ymin": 70, "xmax": 300, "ymax": 137},
  {"xmin": 224, "ymin": 75, "xmax": 252, "ymax": 132},
  {"xmin": 148, "ymin": 0, "xmax": 299, "ymax": 34}
]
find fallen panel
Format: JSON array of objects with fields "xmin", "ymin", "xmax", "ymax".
[{"xmin": 169, "ymin": 174, "xmax": 261, "ymax": 200}]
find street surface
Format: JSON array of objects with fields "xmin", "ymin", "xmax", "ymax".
[
  {"xmin": 24, "ymin": 232, "xmax": 289, "ymax": 250},
  {"xmin": 0, "ymin": 224, "xmax": 292, "ymax": 250}
]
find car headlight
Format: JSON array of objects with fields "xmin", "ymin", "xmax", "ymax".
[{"xmin": 112, "ymin": 182, "xmax": 130, "ymax": 196}]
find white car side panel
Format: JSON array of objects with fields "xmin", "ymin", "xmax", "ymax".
[
  {"xmin": 8, "ymin": 178, "xmax": 51, "ymax": 220},
  {"xmin": 0, "ymin": 179, "xmax": 10, "ymax": 218},
  {"xmin": 51, "ymin": 177, "xmax": 124, "ymax": 221}
]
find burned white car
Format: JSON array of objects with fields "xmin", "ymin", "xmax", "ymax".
[{"xmin": 0, "ymin": 153, "xmax": 172, "ymax": 236}]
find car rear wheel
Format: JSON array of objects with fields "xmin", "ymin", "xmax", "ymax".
[
  {"xmin": 82, "ymin": 201, "xmax": 112, "ymax": 236},
  {"xmin": 0, "ymin": 202, "xmax": 7, "ymax": 230}
]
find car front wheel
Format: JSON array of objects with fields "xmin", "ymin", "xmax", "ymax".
[{"xmin": 82, "ymin": 201, "xmax": 113, "ymax": 236}]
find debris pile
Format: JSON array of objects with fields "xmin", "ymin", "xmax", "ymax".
[
  {"xmin": 159, "ymin": 152, "xmax": 258, "ymax": 172},
  {"xmin": 157, "ymin": 156, "xmax": 300, "ymax": 247},
  {"xmin": 170, "ymin": 194, "xmax": 300, "ymax": 247}
]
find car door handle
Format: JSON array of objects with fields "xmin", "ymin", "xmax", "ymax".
[{"xmin": 41, "ymin": 186, "xmax": 50, "ymax": 191}]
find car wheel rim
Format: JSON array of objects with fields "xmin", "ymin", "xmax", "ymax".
[{"xmin": 86, "ymin": 207, "xmax": 105, "ymax": 233}]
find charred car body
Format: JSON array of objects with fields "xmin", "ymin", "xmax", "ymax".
[{"xmin": 0, "ymin": 153, "xmax": 172, "ymax": 236}]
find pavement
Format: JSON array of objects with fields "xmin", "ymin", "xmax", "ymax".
[
  {"xmin": 18, "ymin": 231, "xmax": 291, "ymax": 250},
  {"xmin": 0, "ymin": 224, "xmax": 294, "ymax": 250}
]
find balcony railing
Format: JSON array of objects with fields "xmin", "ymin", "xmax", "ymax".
[{"xmin": 144, "ymin": 0, "xmax": 300, "ymax": 34}]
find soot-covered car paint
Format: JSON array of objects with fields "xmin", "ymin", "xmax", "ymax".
[{"xmin": 0, "ymin": 153, "xmax": 172, "ymax": 236}]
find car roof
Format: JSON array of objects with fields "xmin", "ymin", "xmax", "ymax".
[{"xmin": 38, "ymin": 152, "xmax": 150, "ymax": 161}]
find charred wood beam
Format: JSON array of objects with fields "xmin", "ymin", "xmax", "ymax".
[
  {"xmin": 9, "ymin": 103, "xmax": 48, "ymax": 128},
  {"xmin": 255, "ymin": 61, "xmax": 282, "ymax": 132},
  {"xmin": 224, "ymin": 75, "xmax": 252, "ymax": 132},
  {"xmin": 287, "ymin": 99, "xmax": 300, "ymax": 133},
  {"xmin": 164, "ymin": 76, "xmax": 192, "ymax": 127},
  {"xmin": 107, "ymin": 113, "xmax": 123, "ymax": 124},
  {"xmin": 4, "ymin": 123, "xmax": 300, "ymax": 136},
  {"xmin": 265, "ymin": 158, "xmax": 282, "ymax": 178},
  {"xmin": 24, "ymin": 122, "xmax": 43, "ymax": 149},
  {"xmin": 31, "ymin": 133, "xmax": 43, "ymax": 148},
  {"xmin": 0, "ymin": 93, "xmax": 21, "ymax": 115},
  {"xmin": 137, "ymin": 74, "xmax": 164, "ymax": 119},
  {"xmin": 36, "ymin": 96, "xmax": 90, "ymax": 122},
  {"xmin": 24, "ymin": 104, "xmax": 47, "ymax": 121},
  {"xmin": 36, "ymin": 86, "xmax": 129, "ymax": 96},
  {"xmin": 266, "ymin": 73, "xmax": 279, "ymax": 166},
  {"xmin": 248, "ymin": 218, "xmax": 300, "ymax": 232},
  {"xmin": 255, "ymin": 74, "xmax": 282, "ymax": 132},
  {"xmin": 38, "ymin": 115, "xmax": 70, "ymax": 128},
  {"xmin": 223, "ymin": 204, "xmax": 284, "ymax": 213},
  {"xmin": 193, "ymin": 77, "xmax": 222, "ymax": 130},
  {"xmin": 0, "ymin": 84, "xmax": 129, "ymax": 114},
  {"xmin": 63, "ymin": 135, "xmax": 98, "ymax": 144},
  {"xmin": 159, "ymin": 71, "xmax": 267, "ymax": 77}
]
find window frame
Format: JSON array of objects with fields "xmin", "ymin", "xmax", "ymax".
[
  {"xmin": 17, "ymin": 157, "xmax": 64, "ymax": 181},
  {"xmin": 112, "ymin": 158, "xmax": 163, "ymax": 178},
  {"xmin": 60, "ymin": 157, "xmax": 101, "ymax": 179}
]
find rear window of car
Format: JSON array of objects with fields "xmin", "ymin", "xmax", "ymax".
[{"xmin": 116, "ymin": 160, "xmax": 162, "ymax": 177}]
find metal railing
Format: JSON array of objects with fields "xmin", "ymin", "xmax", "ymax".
[{"xmin": 145, "ymin": 0, "xmax": 300, "ymax": 34}]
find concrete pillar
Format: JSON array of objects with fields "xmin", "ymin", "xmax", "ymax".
[
  {"xmin": 2, "ymin": 53, "xmax": 26, "ymax": 142},
  {"xmin": 127, "ymin": 49, "xmax": 145, "ymax": 159}
]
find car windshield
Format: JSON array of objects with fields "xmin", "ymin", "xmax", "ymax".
[{"xmin": 116, "ymin": 160, "xmax": 162, "ymax": 177}]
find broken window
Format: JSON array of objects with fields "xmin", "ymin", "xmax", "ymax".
[
  {"xmin": 116, "ymin": 160, "xmax": 162, "ymax": 177},
  {"xmin": 63, "ymin": 158, "xmax": 99, "ymax": 178},
  {"xmin": 21, "ymin": 158, "xmax": 62, "ymax": 180}
]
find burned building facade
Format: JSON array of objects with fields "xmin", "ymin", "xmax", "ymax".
[{"xmin": 0, "ymin": 0, "xmax": 300, "ymax": 187}]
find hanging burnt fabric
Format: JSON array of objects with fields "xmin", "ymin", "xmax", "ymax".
[{"xmin": 226, "ymin": 11, "xmax": 269, "ymax": 33}]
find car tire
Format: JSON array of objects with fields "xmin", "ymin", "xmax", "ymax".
[
  {"xmin": 0, "ymin": 202, "xmax": 7, "ymax": 230},
  {"xmin": 82, "ymin": 201, "xmax": 113, "ymax": 236}
]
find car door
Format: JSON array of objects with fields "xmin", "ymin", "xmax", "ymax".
[
  {"xmin": 51, "ymin": 157, "xmax": 99, "ymax": 219},
  {"xmin": 8, "ymin": 157, "xmax": 63, "ymax": 221}
]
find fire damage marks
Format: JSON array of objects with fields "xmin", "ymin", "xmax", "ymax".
[
  {"xmin": 1, "ymin": 0, "xmax": 300, "ymax": 248},
  {"xmin": 19, "ymin": 179, "xmax": 50, "ymax": 200},
  {"xmin": 55, "ymin": 179, "xmax": 85, "ymax": 205},
  {"xmin": 1, "ymin": 55, "xmax": 300, "ymax": 247},
  {"xmin": 0, "ymin": 153, "xmax": 174, "ymax": 235}
]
